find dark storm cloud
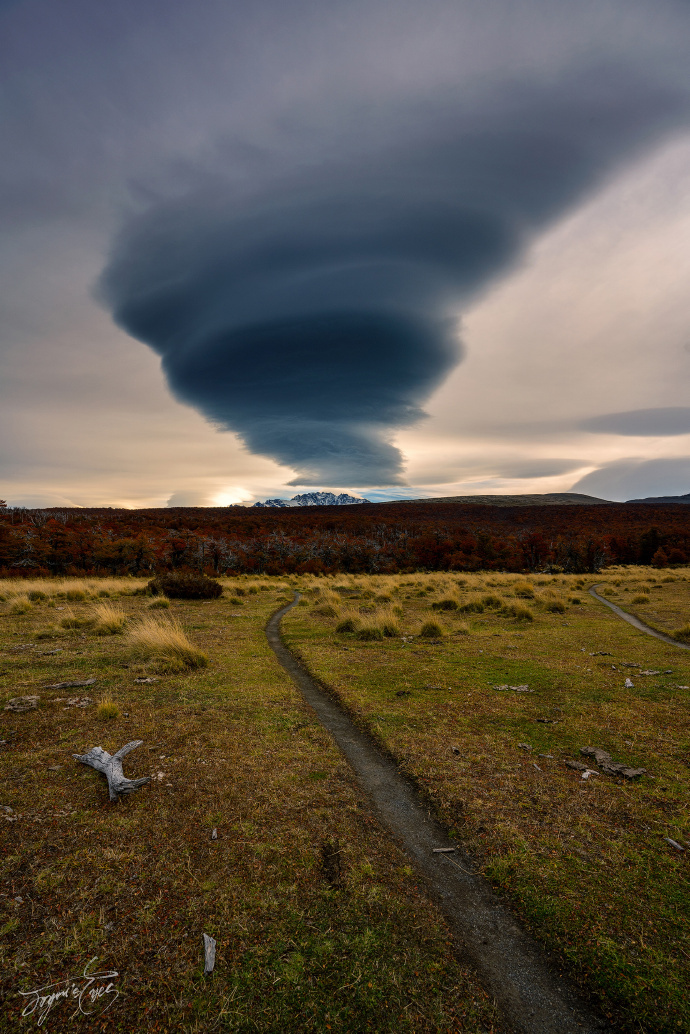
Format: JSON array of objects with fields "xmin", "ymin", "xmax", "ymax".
[
  {"xmin": 99, "ymin": 10, "xmax": 690, "ymax": 484},
  {"xmin": 581, "ymin": 407, "xmax": 690, "ymax": 436}
]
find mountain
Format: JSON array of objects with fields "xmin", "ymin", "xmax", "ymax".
[
  {"xmin": 397, "ymin": 492, "xmax": 609, "ymax": 507},
  {"xmin": 252, "ymin": 492, "xmax": 370, "ymax": 508},
  {"xmin": 627, "ymin": 492, "xmax": 690, "ymax": 504}
]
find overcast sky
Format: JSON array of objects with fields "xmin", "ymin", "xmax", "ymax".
[{"xmin": 2, "ymin": 0, "xmax": 690, "ymax": 507}]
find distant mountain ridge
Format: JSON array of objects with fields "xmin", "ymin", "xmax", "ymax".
[
  {"xmin": 627, "ymin": 492, "xmax": 690, "ymax": 504},
  {"xmin": 398, "ymin": 492, "xmax": 609, "ymax": 507},
  {"xmin": 252, "ymin": 492, "xmax": 369, "ymax": 508}
]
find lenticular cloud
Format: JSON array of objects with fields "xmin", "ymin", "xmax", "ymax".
[{"xmin": 100, "ymin": 56, "xmax": 689, "ymax": 484}]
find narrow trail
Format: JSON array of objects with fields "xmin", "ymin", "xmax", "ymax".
[
  {"xmin": 589, "ymin": 585, "xmax": 690, "ymax": 650},
  {"xmin": 266, "ymin": 594, "xmax": 607, "ymax": 1034}
]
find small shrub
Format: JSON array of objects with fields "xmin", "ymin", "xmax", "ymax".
[
  {"xmin": 419, "ymin": 620, "xmax": 444, "ymax": 638},
  {"xmin": 431, "ymin": 598, "xmax": 458, "ymax": 611},
  {"xmin": 543, "ymin": 599, "xmax": 566, "ymax": 613},
  {"xmin": 97, "ymin": 696, "xmax": 120, "ymax": 720},
  {"xmin": 97, "ymin": 589, "xmax": 111, "ymax": 598},
  {"xmin": 458, "ymin": 598, "xmax": 484, "ymax": 614},
  {"xmin": 512, "ymin": 581, "xmax": 535, "ymax": 599},
  {"xmin": 481, "ymin": 593, "xmax": 503, "ymax": 608},
  {"xmin": 569, "ymin": 596, "xmax": 583, "ymax": 605},
  {"xmin": 673, "ymin": 623, "xmax": 690, "ymax": 643},
  {"xmin": 126, "ymin": 615, "xmax": 208, "ymax": 670},
  {"xmin": 148, "ymin": 573, "xmax": 222, "ymax": 600},
  {"xmin": 148, "ymin": 596, "xmax": 171, "ymax": 609},
  {"xmin": 312, "ymin": 604, "xmax": 339, "ymax": 618},
  {"xmin": 502, "ymin": 603, "xmax": 534, "ymax": 622},
  {"xmin": 632, "ymin": 594, "xmax": 650, "ymax": 604},
  {"xmin": 229, "ymin": 596, "xmax": 245, "ymax": 605},
  {"xmin": 27, "ymin": 590, "xmax": 47, "ymax": 602},
  {"xmin": 10, "ymin": 597, "xmax": 32, "ymax": 615}
]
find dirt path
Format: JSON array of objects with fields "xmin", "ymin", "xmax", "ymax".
[
  {"xmin": 266, "ymin": 594, "xmax": 608, "ymax": 1034},
  {"xmin": 589, "ymin": 585, "xmax": 690, "ymax": 650}
]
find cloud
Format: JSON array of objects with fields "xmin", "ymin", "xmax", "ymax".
[
  {"xmin": 571, "ymin": 457, "xmax": 690, "ymax": 500},
  {"xmin": 581, "ymin": 407, "xmax": 690, "ymax": 436},
  {"xmin": 94, "ymin": 5, "xmax": 690, "ymax": 485}
]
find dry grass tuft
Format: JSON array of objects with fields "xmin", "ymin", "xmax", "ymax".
[
  {"xmin": 92, "ymin": 602, "xmax": 128, "ymax": 635},
  {"xmin": 59, "ymin": 610, "xmax": 93, "ymax": 629},
  {"xmin": 512, "ymin": 580, "xmax": 536, "ymax": 598},
  {"xmin": 419, "ymin": 620, "xmax": 444, "ymax": 638},
  {"xmin": 147, "ymin": 596, "xmax": 171, "ymax": 610},
  {"xmin": 502, "ymin": 602, "xmax": 534, "ymax": 621},
  {"xmin": 10, "ymin": 595, "xmax": 32, "ymax": 614},
  {"xmin": 127, "ymin": 614, "xmax": 208, "ymax": 670},
  {"xmin": 96, "ymin": 695, "xmax": 120, "ymax": 719}
]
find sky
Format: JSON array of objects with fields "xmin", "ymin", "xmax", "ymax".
[{"xmin": 2, "ymin": 0, "xmax": 690, "ymax": 508}]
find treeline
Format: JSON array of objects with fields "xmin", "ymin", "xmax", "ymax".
[{"xmin": 0, "ymin": 501, "xmax": 688, "ymax": 576}]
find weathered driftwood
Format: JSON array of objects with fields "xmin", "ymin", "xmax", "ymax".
[
  {"xmin": 47, "ymin": 677, "xmax": 97, "ymax": 690},
  {"xmin": 580, "ymin": 746, "xmax": 646, "ymax": 779},
  {"xmin": 203, "ymin": 934, "xmax": 216, "ymax": 975},
  {"xmin": 73, "ymin": 740, "xmax": 151, "ymax": 801}
]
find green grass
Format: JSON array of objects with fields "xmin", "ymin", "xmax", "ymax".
[
  {"xmin": 284, "ymin": 567, "xmax": 690, "ymax": 1034},
  {"xmin": 0, "ymin": 576, "xmax": 497, "ymax": 1033}
]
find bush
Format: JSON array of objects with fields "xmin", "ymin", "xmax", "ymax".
[
  {"xmin": 481, "ymin": 593, "xmax": 503, "ymax": 608},
  {"xmin": 65, "ymin": 588, "xmax": 88, "ymax": 602},
  {"xmin": 148, "ymin": 596, "xmax": 171, "ymax": 609},
  {"xmin": 148, "ymin": 573, "xmax": 222, "ymax": 600},
  {"xmin": 431, "ymin": 598, "xmax": 458, "ymax": 611},
  {"xmin": 10, "ymin": 596, "xmax": 32, "ymax": 615},
  {"xmin": 419, "ymin": 620, "xmax": 444, "ymax": 638},
  {"xmin": 311, "ymin": 604, "xmax": 339, "ymax": 617},
  {"xmin": 28, "ymin": 590, "xmax": 47, "ymax": 602},
  {"xmin": 673, "ymin": 623, "xmax": 690, "ymax": 643},
  {"xmin": 458, "ymin": 598, "xmax": 484, "ymax": 614},
  {"xmin": 632, "ymin": 594, "xmax": 650, "ymax": 604},
  {"xmin": 543, "ymin": 598, "xmax": 566, "ymax": 613}
]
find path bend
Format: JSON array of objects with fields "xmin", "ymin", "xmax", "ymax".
[
  {"xmin": 589, "ymin": 585, "xmax": 690, "ymax": 650},
  {"xmin": 266, "ymin": 593, "xmax": 608, "ymax": 1034}
]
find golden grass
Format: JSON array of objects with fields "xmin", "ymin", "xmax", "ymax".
[
  {"xmin": 96, "ymin": 694, "xmax": 120, "ymax": 719},
  {"xmin": 91, "ymin": 602, "xmax": 128, "ymax": 635},
  {"xmin": 147, "ymin": 596, "xmax": 171, "ymax": 609},
  {"xmin": 126, "ymin": 614, "xmax": 208, "ymax": 671}
]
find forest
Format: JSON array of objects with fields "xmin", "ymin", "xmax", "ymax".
[{"xmin": 1, "ymin": 499, "xmax": 688, "ymax": 577}]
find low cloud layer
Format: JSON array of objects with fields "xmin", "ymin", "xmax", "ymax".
[
  {"xmin": 99, "ymin": 11, "xmax": 690, "ymax": 485},
  {"xmin": 581, "ymin": 407, "xmax": 690, "ymax": 436},
  {"xmin": 573, "ymin": 457, "xmax": 690, "ymax": 500}
]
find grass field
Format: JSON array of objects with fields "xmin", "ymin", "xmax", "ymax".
[
  {"xmin": 0, "ymin": 577, "xmax": 498, "ymax": 1033},
  {"xmin": 282, "ymin": 568, "xmax": 690, "ymax": 1034}
]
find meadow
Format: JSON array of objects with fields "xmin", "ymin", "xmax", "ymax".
[
  {"xmin": 282, "ymin": 568, "xmax": 690, "ymax": 1034},
  {"xmin": 1, "ymin": 569, "xmax": 689, "ymax": 1032},
  {"xmin": 0, "ymin": 576, "xmax": 497, "ymax": 1033}
]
